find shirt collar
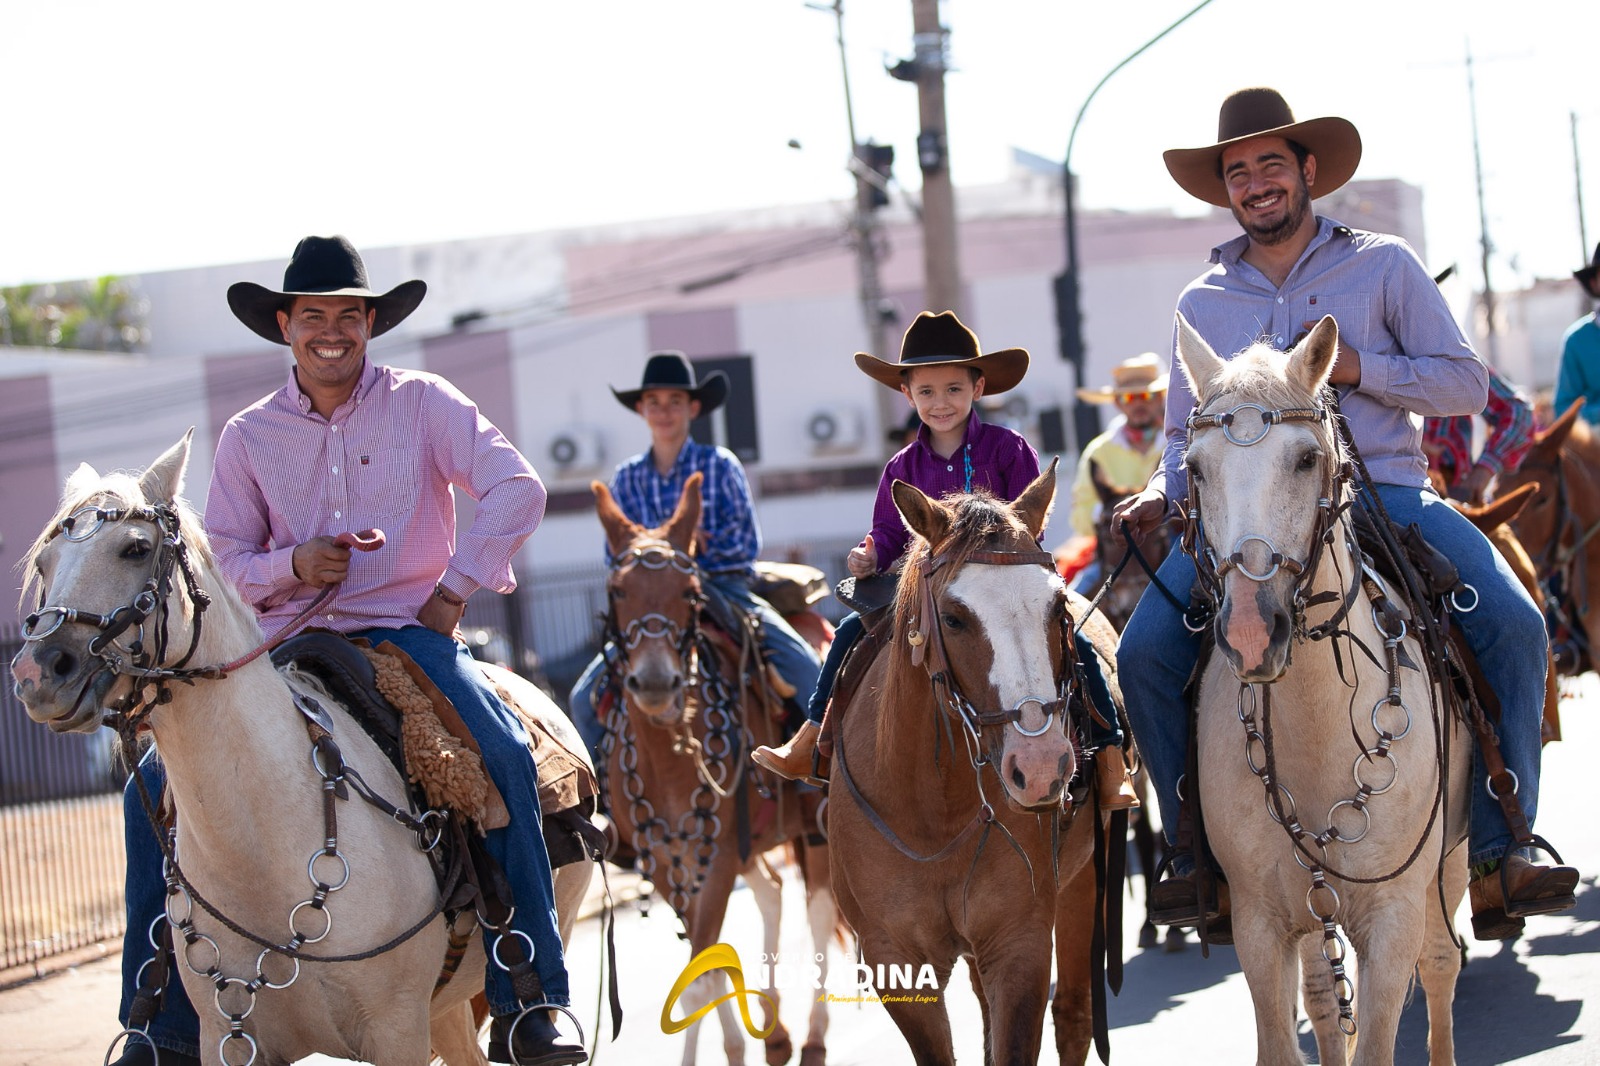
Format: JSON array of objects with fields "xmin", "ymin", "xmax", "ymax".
[
  {"xmin": 912, "ymin": 408, "xmax": 981, "ymax": 456},
  {"xmin": 288, "ymin": 358, "xmax": 378, "ymax": 418},
  {"xmin": 1209, "ymin": 214, "xmax": 1350, "ymax": 267}
]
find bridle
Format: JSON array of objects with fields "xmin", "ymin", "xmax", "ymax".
[{"xmin": 602, "ymin": 540, "xmax": 705, "ymax": 672}]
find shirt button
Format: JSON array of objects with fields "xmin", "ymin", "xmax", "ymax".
[
  {"xmin": 334, "ymin": 510, "xmax": 342, "ymax": 519},
  {"xmin": 947, "ymin": 464, "xmax": 954, "ymax": 472},
  {"xmin": 331, "ymin": 466, "xmax": 339, "ymax": 474},
  {"xmin": 1276, "ymin": 296, "xmax": 1284, "ymax": 304},
  {"xmin": 326, "ymin": 614, "xmax": 335, "ymax": 621},
  {"xmin": 1274, "ymin": 335, "xmax": 1284, "ymax": 345},
  {"xmin": 331, "ymin": 425, "xmax": 338, "ymax": 432}
]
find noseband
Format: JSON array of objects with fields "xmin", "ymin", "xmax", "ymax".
[
  {"xmin": 604, "ymin": 541, "xmax": 705, "ymax": 666},
  {"xmin": 906, "ymin": 547, "xmax": 1076, "ymax": 747}
]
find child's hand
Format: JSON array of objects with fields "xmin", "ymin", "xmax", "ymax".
[{"xmin": 847, "ymin": 535, "xmax": 879, "ymax": 578}]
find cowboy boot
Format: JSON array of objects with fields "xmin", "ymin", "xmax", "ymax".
[
  {"xmin": 487, "ymin": 1011, "xmax": 586, "ymax": 1066},
  {"xmin": 1148, "ymin": 849, "xmax": 1223, "ymax": 927},
  {"xmin": 1468, "ymin": 852, "xmax": 1579, "ymax": 941},
  {"xmin": 751, "ymin": 720, "xmax": 823, "ymax": 784},
  {"xmin": 107, "ymin": 1044, "xmax": 201, "ymax": 1066},
  {"xmin": 1094, "ymin": 746, "xmax": 1140, "ymax": 811}
]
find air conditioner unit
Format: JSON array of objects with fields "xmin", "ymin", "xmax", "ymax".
[
  {"xmin": 805, "ymin": 406, "xmax": 864, "ymax": 452},
  {"xmin": 545, "ymin": 427, "xmax": 606, "ymax": 473}
]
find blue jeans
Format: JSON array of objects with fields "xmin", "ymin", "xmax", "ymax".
[
  {"xmin": 120, "ymin": 626, "xmax": 571, "ymax": 1045},
  {"xmin": 570, "ymin": 572, "xmax": 822, "ymax": 759},
  {"xmin": 1118, "ymin": 483, "xmax": 1547, "ymax": 870}
]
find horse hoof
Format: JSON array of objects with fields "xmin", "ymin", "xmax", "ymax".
[
  {"xmin": 799, "ymin": 1044, "xmax": 827, "ymax": 1066},
  {"xmin": 1137, "ymin": 923, "xmax": 1158, "ymax": 949},
  {"xmin": 764, "ymin": 1030, "xmax": 794, "ymax": 1065},
  {"xmin": 1163, "ymin": 927, "xmax": 1188, "ymax": 953}
]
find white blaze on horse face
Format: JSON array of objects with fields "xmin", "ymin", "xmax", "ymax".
[{"xmin": 948, "ymin": 563, "xmax": 1074, "ymax": 807}]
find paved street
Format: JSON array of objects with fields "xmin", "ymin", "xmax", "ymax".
[{"xmin": 4, "ymin": 679, "xmax": 1598, "ymax": 1064}]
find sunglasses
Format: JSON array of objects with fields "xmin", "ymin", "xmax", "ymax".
[{"xmin": 1116, "ymin": 390, "xmax": 1159, "ymax": 403}]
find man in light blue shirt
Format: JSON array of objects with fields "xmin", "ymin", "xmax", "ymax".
[
  {"xmin": 1114, "ymin": 87, "xmax": 1575, "ymax": 941},
  {"xmin": 1555, "ymin": 244, "xmax": 1600, "ymax": 424}
]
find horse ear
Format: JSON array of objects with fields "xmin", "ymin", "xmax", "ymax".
[
  {"xmin": 64, "ymin": 462, "xmax": 101, "ymax": 501},
  {"xmin": 664, "ymin": 472, "xmax": 704, "ymax": 552},
  {"xmin": 138, "ymin": 429, "xmax": 194, "ymax": 503},
  {"xmin": 1174, "ymin": 314, "xmax": 1225, "ymax": 401},
  {"xmin": 592, "ymin": 480, "xmax": 644, "ymax": 556},
  {"xmin": 1535, "ymin": 399, "xmax": 1583, "ymax": 454},
  {"xmin": 1289, "ymin": 316, "xmax": 1339, "ymax": 396},
  {"xmin": 1012, "ymin": 457, "xmax": 1058, "ymax": 540},
  {"xmin": 1461, "ymin": 482, "xmax": 1538, "ymax": 531},
  {"xmin": 892, "ymin": 479, "xmax": 952, "ymax": 546}
]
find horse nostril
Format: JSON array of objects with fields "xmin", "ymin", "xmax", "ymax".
[
  {"xmin": 1010, "ymin": 762, "xmax": 1027, "ymax": 791},
  {"xmin": 41, "ymin": 646, "xmax": 78, "ymax": 681},
  {"xmin": 624, "ymin": 674, "xmax": 642, "ymax": 693},
  {"xmin": 668, "ymin": 675, "xmax": 684, "ymax": 691}
]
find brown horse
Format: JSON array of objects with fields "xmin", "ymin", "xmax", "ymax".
[
  {"xmin": 825, "ymin": 463, "xmax": 1106, "ymax": 1066},
  {"xmin": 1453, "ymin": 485, "xmax": 1562, "ymax": 744},
  {"xmin": 1496, "ymin": 400, "xmax": 1600, "ymax": 681},
  {"xmin": 591, "ymin": 473, "xmax": 836, "ymax": 1066},
  {"xmin": 1086, "ymin": 460, "xmax": 1174, "ymax": 634}
]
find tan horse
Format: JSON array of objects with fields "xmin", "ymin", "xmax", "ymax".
[
  {"xmin": 9, "ymin": 434, "xmax": 593, "ymax": 1066},
  {"xmin": 825, "ymin": 463, "xmax": 1107, "ymax": 1066},
  {"xmin": 591, "ymin": 473, "xmax": 837, "ymax": 1066},
  {"xmin": 1495, "ymin": 400, "xmax": 1600, "ymax": 680},
  {"xmin": 1178, "ymin": 317, "xmax": 1468, "ymax": 1066}
]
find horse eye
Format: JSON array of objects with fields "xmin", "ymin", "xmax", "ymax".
[
  {"xmin": 1297, "ymin": 450, "xmax": 1319, "ymax": 472},
  {"xmin": 940, "ymin": 612, "xmax": 963, "ymax": 630},
  {"xmin": 1189, "ymin": 464, "xmax": 1205, "ymax": 484},
  {"xmin": 121, "ymin": 539, "xmax": 152, "ymax": 560}
]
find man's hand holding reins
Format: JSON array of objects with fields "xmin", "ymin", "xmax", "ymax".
[
  {"xmin": 1111, "ymin": 488, "xmax": 1170, "ymax": 544},
  {"xmin": 292, "ymin": 536, "xmax": 353, "ymax": 587}
]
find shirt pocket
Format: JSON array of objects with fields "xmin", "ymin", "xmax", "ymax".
[
  {"xmin": 350, "ymin": 451, "xmax": 420, "ymax": 520},
  {"xmin": 1303, "ymin": 295, "xmax": 1371, "ymax": 353}
]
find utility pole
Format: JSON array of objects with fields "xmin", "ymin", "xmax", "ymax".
[
  {"xmin": 1576, "ymin": 110, "xmax": 1594, "ymax": 317},
  {"xmin": 909, "ymin": 0, "xmax": 961, "ymax": 314},
  {"xmin": 1466, "ymin": 44, "xmax": 1499, "ymax": 365}
]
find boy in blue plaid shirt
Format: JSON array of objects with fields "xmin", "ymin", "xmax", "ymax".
[{"xmin": 568, "ymin": 352, "xmax": 822, "ymax": 757}]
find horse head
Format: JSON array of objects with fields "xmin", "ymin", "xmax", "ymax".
[
  {"xmin": 1089, "ymin": 459, "xmax": 1167, "ymax": 631},
  {"xmin": 889, "ymin": 459, "xmax": 1076, "ymax": 811},
  {"xmin": 1178, "ymin": 314, "xmax": 1343, "ymax": 682},
  {"xmin": 592, "ymin": 471, "xmax": 705, "ymax": 725},
  {"xmin": 1496, "ymin": 399, "xmax": 1591, "ymax": 575},
  {"xmin": 12, "ymin": 430, "xmax": 226, "ymax": 733}
]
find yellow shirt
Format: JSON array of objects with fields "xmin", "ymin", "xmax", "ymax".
[{"xmin": 1068, "ymin": 421, "xmax": 1164, "ymax": 538}]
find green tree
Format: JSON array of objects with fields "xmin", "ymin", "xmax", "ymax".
[{"xmin": 0, "ymin": 276, "xmax": 149, "ymax": 352}]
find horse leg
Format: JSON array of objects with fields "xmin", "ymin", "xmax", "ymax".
[
  {"xmin": 552, "ymin": 860, "xmax": 594, "ymax": 948},
  {"xmin": 873, "ymin": 957, "xmax": 957, "ymax": 1066},
  {"xmin": 745, "ymin": 855, "xmax": 795, "ymax": 1066},
  {"xmin": 677, "ymin": 862, "xmax": 746, "ymax": 1066},
  {"xmin": 964, "ymin": 959, "xmax": 993, "ymax": 1061},
  {"xmin": 430, "ymin": 998, "xmax": 491, "ymax": 1066},
  {"xmin": 797, "ymin": 839, "xmax": 835, "ymax": 1066},
  {"xmin": 1051, "ymin": 844, "xmax": 1097, "ymax": 1066},
  {"xmin": 1417, "ymin": 856, "xmax": 1467, "ymax": 1066},
  {"xmin": 1231, "ymin": 907, "xmax": 1304, "ymax": 1066},
  {"xmin": 972, "ymin": 938, "xmax": 1052, "ymax": 1066},
  {"xmin": 1298, "ymin": 933, "xmax": 1350, "ymax": 1066},
  {"xmin": 1347, "ymin": 906, "xmax": 1427, "ymax": 1066}
]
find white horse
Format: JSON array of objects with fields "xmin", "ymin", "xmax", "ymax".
[
  {"xmin": 1177, "ymin": 316, "xmax": 1469, "ymax": 1066},
  {"xmin": 10, "ymin": 433, "xmax": 593, "ymax": 1066}
]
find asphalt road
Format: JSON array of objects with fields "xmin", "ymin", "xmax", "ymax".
[{"xmin": 4, "ymin": 679, "xmax": 1598, "ymax": 1065}]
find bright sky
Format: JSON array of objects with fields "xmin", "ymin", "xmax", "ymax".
[{"xmin": 3, "ymin": 0, "xmax": 1594, "ymax": 298}]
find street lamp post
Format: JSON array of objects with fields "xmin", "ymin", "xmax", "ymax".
[{"xmin": 1054, "ymin": 0, "xmax": 1217, "ymax": 453}]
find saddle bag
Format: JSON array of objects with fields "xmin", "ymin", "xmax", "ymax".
[{"xmin": 1350, "ymin": 505, "xmax": 1463, "ymax": 601}]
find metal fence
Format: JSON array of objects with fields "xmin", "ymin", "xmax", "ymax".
[{"xmin": 0, "ymin": 537, "xmax": 854, "ymax": 978}]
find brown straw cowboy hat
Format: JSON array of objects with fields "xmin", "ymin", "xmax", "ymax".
[
  {"xmin": 1075, "ymin": 353, "xmax": 1170, "ymax": 404},
  {"xmin": 854, "ymin": 310, "xmax": 1029, "ymax": 395},
  {"xmin": 1163, "ymin": 87, "xmax": 1363, "ymax": 209},
  {"xmin": 1574, "ymin": 243, "xmax": 1600, "ymax": 295},
  {"xmin": 227, "ymin": 235, "xmax": 427, "ymax": 345}
]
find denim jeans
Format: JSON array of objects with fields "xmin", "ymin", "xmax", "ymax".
[
  {"xmin": 570, "ymin": 572, "xmax": 822, "ymax": 759},
  {"xmin": 1117, "ymin": 483, "xmax": 1547, "ymax": 870},
  {"xmin": 120, "ymin": 625, "xmax": 571, "ymax": 1044}
]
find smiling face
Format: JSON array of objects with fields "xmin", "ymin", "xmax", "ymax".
[
  {"xmin": 900, "ymin": 365, "xmax": 984, "ymax": 440},
  {"xmin": 636, "ymin": 388, "xmax": 702, "ymax": 447},
  {"xmin": 277, "ymin": 294, "xmax": 375, "ymax": 416},
  {"xmin": 1221, "ymin": 135, "xmax": 1316, "ymax": 248}
]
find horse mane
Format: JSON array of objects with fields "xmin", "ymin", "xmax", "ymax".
[
  {"xmin": 878, "ymin": 489, "xmax": 1031, "ymax": 773},
  {"xmin": 1191, "ymin": 344, "xmax": 1345, "ymax": 465}
]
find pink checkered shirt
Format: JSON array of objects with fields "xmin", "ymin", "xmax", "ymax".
[{"xmin": 205, "ymin": 360, "xmax": 546, "ymax": 638}]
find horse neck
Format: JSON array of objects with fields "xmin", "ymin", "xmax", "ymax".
[{"xmin": 867, "ymin": 614, "xmax": 982, "ymax": 816}]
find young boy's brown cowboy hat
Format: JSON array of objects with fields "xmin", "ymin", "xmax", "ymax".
[
  {"xmin": 227, "ymin": 235, "xmax": 427, "ymax": 344},
  {"xmin": 1163, "ymin": 87, "xmax": 1362, "ymax": 209},
  {"xmin": 854, "ymin": 310, "xmax": 1028, "ymax": 394},
  {"xmin": 611, "ymin": 350, "xmax": 729, "ymax": 415}
]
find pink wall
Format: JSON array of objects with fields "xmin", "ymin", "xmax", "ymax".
[{"xmin": 1, "ymin": 376, "xmax": 57, "ymax": 622}]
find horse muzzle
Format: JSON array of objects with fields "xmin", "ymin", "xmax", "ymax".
[
  {"xmin": 1217, "ymin": 587, "xmax": 1293, "ymax": 682},
  {"xmin": 10, "ymin": 637, "xmax": 115, "ymax": 732},
  {"xmin": 997, "ymin": 735, "xmax": 1075, "ymax": 811}
]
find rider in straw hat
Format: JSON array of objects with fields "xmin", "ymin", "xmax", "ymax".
[
  {"xmin": 112, "ymin": 236, "xmax": 584, "ymax": 1066},
  {"xmin": 1067, "ymin": 353, "xmax": 1169, "ymax": 547},
  {"xmin": 1114, "ymin": 88, "xmax": 1576, "ymax": 941},
  {"xmin": 1555, "ymin": 243, "xmax": 1600, "ymax": 425},
  {"xmin": 751, "ymin": 310, "xmax": 1139, "ymax": 811}
]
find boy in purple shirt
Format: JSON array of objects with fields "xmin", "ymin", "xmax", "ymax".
[{"xmin": 753, "ymin": 311, "xmax": 1138, "ymax": 810}]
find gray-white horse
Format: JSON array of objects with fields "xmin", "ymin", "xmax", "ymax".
[
  {"xmin": 1178, "ymin": 316, "xmax": 1468, "ymax": 1066},
  {"xmin": 10, "ymin": 433, "xmax": 592, "ymax": 1066}
]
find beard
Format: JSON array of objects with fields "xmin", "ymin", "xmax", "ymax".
[{"xmin": 1231, "ymin": 176, "xmax": 1313, "ymax": 247}]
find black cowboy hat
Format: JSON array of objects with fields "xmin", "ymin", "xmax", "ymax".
[
  {"xmin": 227, "ymin": 235, "xmax": 428, "ymax": 345},
  {"xmin": 1164, "ymin": 87, "xmax": 1363, "ymax": 209},
  {"xmin": 1574, "ymin": 243, "xmax": 1600, "ymax": 295},
  {"xmin": 854, "ymin": 310, "xmax": 1028, "ymax": 394},
  {"xmin": 611, "ymin": 351, "xmax": 729, "ymax": 415}
]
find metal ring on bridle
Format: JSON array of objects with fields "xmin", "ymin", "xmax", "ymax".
[
  {"xmin": 1010, "ymin": 696, "xmax": 1057, "ymax": 737},
  {"xmin": 1450, "ymin": 583, "xmax": 1479, "ymax": 613},
  {"xmin": 1217, "ymin": 403, "xmax": 1275, "ymax": 446},
  {"xmin": 255, "ymin": 946, "xmax": 300, "ymax": 990},
  {"xmin": 1226, "ymin": 535, "xmax": 1286, "ymax": 581},
  {"xmin": 1486, "ymin": 769, "xmax": 1519, "ymax": 800}
]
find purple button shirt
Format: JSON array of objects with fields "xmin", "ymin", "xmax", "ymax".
[{"xmin": 867, "ymin": 410, "xmax": 1042, "ymax": 570}]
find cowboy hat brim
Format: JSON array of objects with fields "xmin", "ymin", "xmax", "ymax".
[
  {"xmin": 611, "ymin": 371, "xmax": 729, "ymax": 417},
  {"xmin": 227, "ymin": 279, "xmax": 428, "ymax": 345},
  {"xmin": 1076, "ymin": 373, "xmax": 1170, "ymax": 404},
  {"xmin": 1163, "ymin": 116, "xmax": 1362, "ymax": 209},
  {"xmin": 853, "ymin": 348, "xmax": 1029, "ymax": 395}
]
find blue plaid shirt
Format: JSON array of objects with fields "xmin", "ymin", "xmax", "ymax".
[{"xmin": 608, "ymin": 440, "xmax": 761, "ymax": 576}]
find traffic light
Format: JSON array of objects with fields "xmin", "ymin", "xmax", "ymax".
[{"xmin": 855, "ymin": 141, "xmax": 894, "ymax": 211}]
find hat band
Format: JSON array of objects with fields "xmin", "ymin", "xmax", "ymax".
[{"xmin": 899, "ymin": 352, "xmax": 982, "ymax": 365}]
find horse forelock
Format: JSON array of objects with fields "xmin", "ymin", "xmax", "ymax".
[{"xmin": 1190, "ymin": 344, "xmax": 1343, "ymax": 469}]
